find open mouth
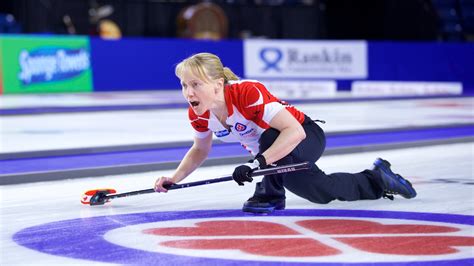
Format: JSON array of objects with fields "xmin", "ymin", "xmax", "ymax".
[{"xmin": 189, "ymin": 101, "xmax": 200, "ymax": 107}]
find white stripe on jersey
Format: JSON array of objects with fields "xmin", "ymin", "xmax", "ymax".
[
  {"xmin": 194, "ymin": 129, "xmax": 211, "ymax": 139},
  {"xmin": 246, "ymin": 85, "xmax": 264, "ymax": 108},
  {"xmin": 263, "ymin": 102, "xmax": 284, "ymax": 124}
]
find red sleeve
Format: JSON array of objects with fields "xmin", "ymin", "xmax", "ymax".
[
  {"xmin": 229, "ymin": 81, "xmax": 305, "ymax": 125},
  {"xmin": 234, "ymin": 82, "xmax": 279, "ymax": 122},
  {"xmin": 188, "ymin": 107, "xmax": 210, "ymax": 132}
]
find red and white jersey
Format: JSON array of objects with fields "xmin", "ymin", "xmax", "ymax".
[{"xmin": 188, "ymin": 80, "xmax": 305, "ymax": 155}]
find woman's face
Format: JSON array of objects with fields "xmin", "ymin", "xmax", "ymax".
[{"xmin": 180, "ymin": 69, "xmax": 220, "ymax": 115}]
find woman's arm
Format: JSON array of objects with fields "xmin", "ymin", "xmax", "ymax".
[
  {"xmin": 171, "ymin": 133, "xmax": 213, "ymax": 183},
  {"xmin": 261, "ymin": 109, "xmax": 306, "ymax": 165},
  {"xmin": 154, "ymin": 132, "xmax": 213, "ymax": 192}
]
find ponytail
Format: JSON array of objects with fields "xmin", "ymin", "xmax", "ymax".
[{"xmin": 223, "ymin": 67, "xmax": 239, "ymax": 83}]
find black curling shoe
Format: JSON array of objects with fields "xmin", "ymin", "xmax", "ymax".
[
  {"xmin": 242, "ymin": 195, "xmax": 286, "ymax": 214},
  {"xmin": 373, "ymin": 158, "xmax": 417, "ymax": 200}
]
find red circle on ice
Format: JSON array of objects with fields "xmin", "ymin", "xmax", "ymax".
[{"xmin": 12, "ymin": 209, "xmax": 474, "ymax": 265}]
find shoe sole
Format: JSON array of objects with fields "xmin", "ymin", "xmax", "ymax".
[
  {"xmin": 242, "ymin": 205, "xmax": 285, "ymax": 214},
  {"xmin": 374, "ymin": 158, "xmax": 417, "ymax": 199}
]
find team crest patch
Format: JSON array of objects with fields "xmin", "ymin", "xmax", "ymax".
[{"xmin": 234, "ymin": 123, "xmax": 247, "ymax": 132}]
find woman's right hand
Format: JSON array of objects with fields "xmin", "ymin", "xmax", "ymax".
[{"xmin": 154, "ymin": 176, "xmax": 175, "ymax": 193}]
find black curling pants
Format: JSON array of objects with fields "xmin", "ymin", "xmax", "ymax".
[{"xmin": 252, "ymin": 116, "xmax": 384, "ymax": 204}]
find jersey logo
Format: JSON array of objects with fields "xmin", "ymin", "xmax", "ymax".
[
  {"xmin": 246, "ymin": 86, "xmax": 264, "ymax": 108},
  {"xmin": 234, "ymin": 123, "xmax": 247, "ymax": 132},
  {"xmin": 214, "ymin": 129, "xmax": 230, "ymax": 137}
]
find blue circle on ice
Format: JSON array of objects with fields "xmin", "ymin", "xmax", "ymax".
[{"xmin": 13, "ymin": 209, "xmax": 474, "ymax": 265}]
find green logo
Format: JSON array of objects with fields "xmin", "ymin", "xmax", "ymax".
[{"xmin": 0, "ymin": 35, "xmax": 93, "ymax": 94}]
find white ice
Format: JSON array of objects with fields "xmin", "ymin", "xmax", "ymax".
[
  {"xmin": 0, "ymin": 95, "xmax": 473, "ymax": 265},
  {"xmin": 1, "ymin": 97, "xmax": 473, "ymax": 153}
]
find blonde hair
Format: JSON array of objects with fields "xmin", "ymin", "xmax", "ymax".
[{"xmin": 175, "ymin": 52, "xmax": 239, "ymax": 84}]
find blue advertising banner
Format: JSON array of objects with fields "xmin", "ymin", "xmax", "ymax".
[
  {"xmin": 90, "ymin": 37, "xmax": 473, "ymax": 94},
  {"xmin": 243, "ymin": 39, "xmax": 474, "ymax": 93},
  {"xmin": 368, "ymin": 42, "xmax": 474, "ymax": 91},
  {"xmin": 91, "ymin": 38, "xmax": 243, "ymax": 91}
]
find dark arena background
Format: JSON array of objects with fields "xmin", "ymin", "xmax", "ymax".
[{"xmin": 1, "ymin": 1, "xmax": 473, "ymax": 265}]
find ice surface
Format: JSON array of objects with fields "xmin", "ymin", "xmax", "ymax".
[{"xmin": 1, "ymin": 95, "xmax": 473, "ymax": 265}]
